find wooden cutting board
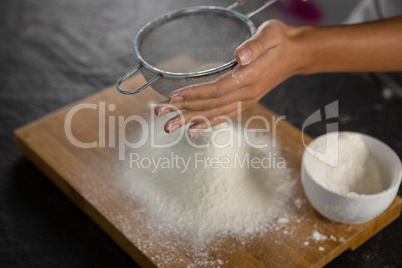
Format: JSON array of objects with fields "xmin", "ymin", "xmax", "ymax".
[{"xmin": 15, "ymin": 74, "xmax": 402, "ymax": 267}]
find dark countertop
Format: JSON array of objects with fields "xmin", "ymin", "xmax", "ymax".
[{"xmin": 1, "ymin": 0, "xmax": 401, "ymax": 267}]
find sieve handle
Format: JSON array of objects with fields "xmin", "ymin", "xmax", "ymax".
[
  {"xmin": 116, "ymin": 65, "xmax": 160, "ymax": 95},
  {"xmin": 227, "ymin": 1, "xmax": 244, "ymax": 10},
  {"xmin": 246, "ymin": 0, "xmax": 278, "ymax": 18}
]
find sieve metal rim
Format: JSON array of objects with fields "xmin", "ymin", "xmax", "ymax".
[{"xmin": 133, "ymin": 6, "xmax": 256, "ymax": 79}]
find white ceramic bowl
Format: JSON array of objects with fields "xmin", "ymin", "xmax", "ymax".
[{"xmin": 301, "ymin": 132, "xmax": 402, "ymax": 224}]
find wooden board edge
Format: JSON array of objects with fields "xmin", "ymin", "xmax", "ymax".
[
  {"xmin": 14, "ymin": 128, "xmax": 157, "ymax": 268},
  {"xmin": 313, "ymin": 196, "xmax": 402, "ymax": 268},
  {"xmin": 349, "ymin": 196, "xmax": 402, "ymax": 250}
]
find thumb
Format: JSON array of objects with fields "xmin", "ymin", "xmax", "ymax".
[
  {"xmin": 235, "ymin": 21, "xmax": 278, "ymax": 65},
  {"xmin": 235, "ymin": 44, "xmax": 253, "ymax": 66}
]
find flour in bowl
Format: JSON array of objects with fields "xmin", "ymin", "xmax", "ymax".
[{"xmin": 304, "ymin": 132, "xmax": 382, "ymax": 196}]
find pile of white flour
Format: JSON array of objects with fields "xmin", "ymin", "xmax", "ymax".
[
  {"xmin": 304, "ymin": 132, "xmax": 382, "ymax": 196},
  {"xmin": 122, "ymin": 116, "xmax": 295, "ymax": 244}
]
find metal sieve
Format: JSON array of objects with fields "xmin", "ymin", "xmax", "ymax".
[{"xmin": 116, "ymin": 0, "xmax": 278, "ymax": 97}]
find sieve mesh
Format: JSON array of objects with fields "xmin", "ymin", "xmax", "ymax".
[
  {"xmin": 136, "ymin": 8, "xmax": 254, "ymax": 75},
  {"xmin": 117, "ymin": 6, "xmax": 260, "ymax": 96}
]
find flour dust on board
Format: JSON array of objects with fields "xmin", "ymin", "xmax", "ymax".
[{"xmin": 121, "ymin": 113, "xmax": 296, "ymax": 246}]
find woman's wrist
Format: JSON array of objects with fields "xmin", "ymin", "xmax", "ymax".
[{"xmin": 285, "ymin": 24, "xmax": 316, "ymax": 76}]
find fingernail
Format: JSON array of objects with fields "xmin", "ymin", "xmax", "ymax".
[
  {"xmin": 236, "ymin": 47, "xmax": 251, "ymax": 65},
  {"xmin": 168, "ymin": 124, "xmax": 180, "ymax": 133},
  {"xmin": 169, "ymin": 91, "xmax": 179, "ymax": 97},
  {"xmin": 188, "ymin": 127, "xmax": 202, "ymax": 138},
  {"xmin": 156, "ymin": 105, "xmax": 170, "ymax": 116},
  {"xmin": 170, "ymin": 95, "xmax": 184, "ymax": 103}
]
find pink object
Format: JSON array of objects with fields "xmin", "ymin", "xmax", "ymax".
[{"xmin": 276, "ymin": 0, "xmax": 323, "ymax": 22}]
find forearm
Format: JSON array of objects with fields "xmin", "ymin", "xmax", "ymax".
[{"xmin": 295, "ymin": 15, "xmax": 402, "ymax": 74}]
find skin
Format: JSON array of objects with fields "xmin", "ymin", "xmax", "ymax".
[{"xmin": 154, "ymin": 15, "xmax": 402, "ymax": 137}]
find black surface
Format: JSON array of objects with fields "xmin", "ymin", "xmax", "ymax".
[{"xmin": 1, "ymin": 0, "xmax": 401, "ymax": 267}]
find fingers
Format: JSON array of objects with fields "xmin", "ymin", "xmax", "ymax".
[
  {"xmin": 187, "ymin": 117, "xmax": 228, "ymax": 138},
  {"xmin": 164, "ymin": 87, "xmax": 253, "ymax": 112},
  {"xmin": 155, "ymin": 82, "xmax": 258, "ymax": 117},
  {"xmin": 235, "ymin": 20, "xmax": 283, "ymax": 65},
  {"xmin": 186, "ymin": 108, "xmax": 246, "ymax": 138},
  {"xmin": 162, "ymin": 99, "xmax": 255, "ymax": 136},
  {"xmin": 154, "ymin": 100, "xmax": 171, "ymax": 116},
  {"xmin": 169, "ymin": 68, "xmax": 244, "ymax": 101},
  {"xmin": 163, "ymin": 101, "xmax": 239, "ymax": 133},
  {"xmin": 154, "ymin": 61, "xmax": 267, "ymax": 137},
  {"xmin": 154, "ymin": 67, "xmax": 251, "ymax": 116}
]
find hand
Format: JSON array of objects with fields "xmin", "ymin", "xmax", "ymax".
[
  {"xmin": 154, "ymin": 20, "xmax": 305, "ymax": 137},
  {"xmin": 153, "ymin": 15, "xmax": 402, "ymax": 137}
]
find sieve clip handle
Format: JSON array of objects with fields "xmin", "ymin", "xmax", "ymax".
[
  {"xmin": 116, "ymin": 65, "xmax": 160, "ymax": 95},
  {"xmin": 227, "ymin": 0, "xmax": 278, "ymax": 18},
  {"xmin": 227, "ymin": 1, "xmax": 243, "ymax": 10},
  {"xmin": 246, "ymin": 0, "xmax": 278, "ymax": 18}
]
